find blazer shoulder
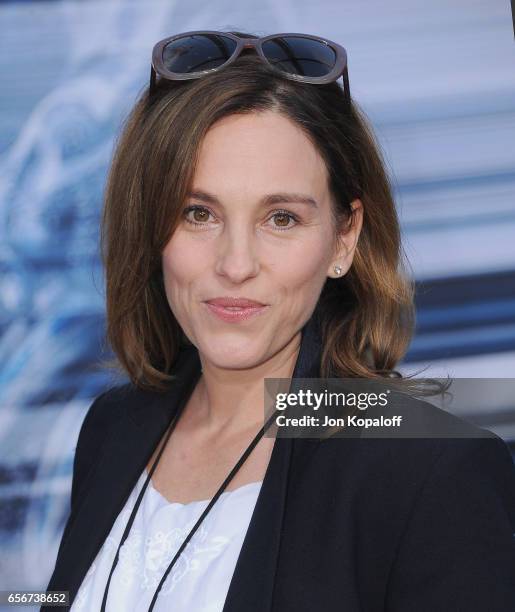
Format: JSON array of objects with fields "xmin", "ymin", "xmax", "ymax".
[
  {"xmin": 314, "ymin": 395, "xmax": 514, "ymax": 505},
  {"xmin": 70, "ymin": 382, "xmax": 139, "ymax": 509},
  {"xmin": 393, "ymin": 395, "xmax": 513, "ymax": 468},
  {"xmin": 76, "ymin": 382, "xmax": 147, "ymax": 440}
]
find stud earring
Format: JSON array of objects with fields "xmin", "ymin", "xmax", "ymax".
[{"xmin": 333, "ymin": 265, "xmax": 343, "ymax": 276}]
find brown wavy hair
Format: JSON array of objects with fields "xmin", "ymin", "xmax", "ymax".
[{"xmin": 100, "ymin": 30, "xmax": 420, "ymax": 392}]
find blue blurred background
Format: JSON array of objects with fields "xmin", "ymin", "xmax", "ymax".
[{"xmin": 1, "ymin": 0, "xmax": 514, "ymax": 598}]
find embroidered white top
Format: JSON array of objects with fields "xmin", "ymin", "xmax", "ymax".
[{"xmin": 70, "ymin": 469, "xmax": 263, "ymax": 612}]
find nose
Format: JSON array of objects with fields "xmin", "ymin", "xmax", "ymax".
[{"xmin": 214, "ymin": 225, "xmax": 260, "ymax": 283}]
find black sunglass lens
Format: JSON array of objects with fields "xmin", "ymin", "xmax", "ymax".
[
  {"xmin": 162, "ymin": 34, "xmax": 238, "ymax": 74},
  {"xmin": 262, "ymin": 36, "xmax": 336, "ymax": 78}
]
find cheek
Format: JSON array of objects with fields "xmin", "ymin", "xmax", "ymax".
[
  {"xmin": 276, "ymin": 239, "xmax": 329, "ymax": 289},
  {"xmin": 161, "ymin": 234, "xmax": 204, "ymax": 301}
]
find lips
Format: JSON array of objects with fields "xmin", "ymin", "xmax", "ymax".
[
  {"xmin": 205, "ymin": 297, "xmax": 266, "ymax": 308},
  {"xmin": 203, "ymin": 297, "xmax": 269, "ymax": 323}
]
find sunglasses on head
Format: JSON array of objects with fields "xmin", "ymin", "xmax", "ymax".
[{"xmin": 150, "ymin": 30, "xmax": 350, "ymax": 106}]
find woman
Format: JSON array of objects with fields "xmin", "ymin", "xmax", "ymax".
[{"xmin": 43, "ymin": 30, "xmax": 515, "ymax": 611}]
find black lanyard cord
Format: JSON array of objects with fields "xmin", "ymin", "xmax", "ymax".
[{"xmin": 100, "ymin": 392, "xmax": 278, "ymax": 612}]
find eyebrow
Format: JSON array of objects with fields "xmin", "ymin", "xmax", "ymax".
[{"xmin": 186, "ymin": 189, "xmax": 318, "ymax": 209}]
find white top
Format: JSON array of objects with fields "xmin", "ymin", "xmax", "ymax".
[{"xmin": 71, "ymin": 470, "xmax": 263, "ymax": 612}]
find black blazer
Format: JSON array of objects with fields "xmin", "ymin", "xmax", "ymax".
[{"xmin": 44, "ymin": 310, "xmax": 515, "ymax": 611}]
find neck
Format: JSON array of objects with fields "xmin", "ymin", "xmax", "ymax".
[{"xmin": 188, "ymin": 331, "xmax": 302, "ymax": 437}]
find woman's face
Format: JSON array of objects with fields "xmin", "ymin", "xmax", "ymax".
[{"xmin": 162, "ymin": 110, "xmax": 362, "ymax": 371}]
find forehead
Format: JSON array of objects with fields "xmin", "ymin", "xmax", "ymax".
[{"xmin": 193, "ymin": 111, "xmax": 330, "ymax": 197}]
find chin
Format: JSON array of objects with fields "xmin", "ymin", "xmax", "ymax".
[{"xmin": 201, "ymin": 338, "xmax": 266, "ymax": 370}]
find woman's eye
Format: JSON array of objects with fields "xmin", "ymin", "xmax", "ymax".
[
  {"xmin": 268, "ymin": 211, "xmax": 299, "ymax": 231},
  {"xmin": 183, "ymin": 205, "xmax": 215, "ymax": 226}
]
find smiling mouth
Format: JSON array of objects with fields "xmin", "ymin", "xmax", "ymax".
[{"xmin": 203, "ymin": 301, "xmax": 269, "ymax": 323}]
